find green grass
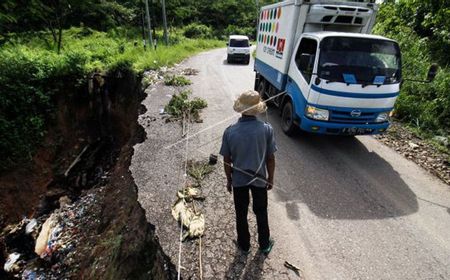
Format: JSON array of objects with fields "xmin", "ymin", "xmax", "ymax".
[{"xmin": 1, "ymin": 27, "xmax": 224, "ymax": 74}]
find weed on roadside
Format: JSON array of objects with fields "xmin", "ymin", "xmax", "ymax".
[
  {"xmin": 164, "ymin": 90, "xmax": 207, "ymax": 121},
  {"xmin": 164, "ymin": 75, "xmax": 192, "ymax": 86},
  {"xmin": 187, "ymin": 160, "xmax": 214, "ymax": 186}
]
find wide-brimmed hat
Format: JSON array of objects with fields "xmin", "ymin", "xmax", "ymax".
[{"xmin": 233, "ymin": 90, "xmax": 267, "ymax": 116}]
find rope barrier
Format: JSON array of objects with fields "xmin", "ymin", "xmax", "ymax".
[{"xmin": 177, "ymin": 111, "xmax": 190, "ymax": 280}]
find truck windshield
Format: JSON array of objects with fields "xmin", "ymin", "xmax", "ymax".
[
  {"xmin": 230, "ymin": 39, "xmax": 249, "ymax": 48},
  {"xmin": 318, "ymin": 37, "xmax": 401, "ymax": 85}
]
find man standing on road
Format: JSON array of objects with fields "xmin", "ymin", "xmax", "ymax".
[{"xmin": 220, "ymin": 90, "xmax": 277, "ymax": 255}]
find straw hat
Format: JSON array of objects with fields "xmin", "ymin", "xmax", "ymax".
[{"xmin": 233, "ymin": 90, "xmax": 267, "ymax": 116}]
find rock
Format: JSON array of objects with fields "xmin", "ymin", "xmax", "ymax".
[
  {"xmin": 59, "ymin": 196, "xmax": 72, "ymax": 208},
  {"xmin": 433, "ymin": 136, "xmax": 449, "ymax": 147},
  {"xmin": 408, "ymin": 142, "xmax": 419, "ymax": 149}
]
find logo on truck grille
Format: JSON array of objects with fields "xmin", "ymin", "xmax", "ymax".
[{"xmin": 350, "ymin": 110, "xmax": 362, "ymax": 117}]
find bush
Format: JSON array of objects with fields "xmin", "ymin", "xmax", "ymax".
[
  {"xmin": 0, "ymin": 46, "xmax": 86, "ymax": 170},
  {"xmin": 183, "ymin": 23, "xmax": 213, "ymax": 39},
  {"xmin": 164, "ymin": 90, "xmax": 207, "ymax": 121},
  {"xmin": 164, "ymin": 75, "xmax": 192, "ymax": 86},
  {"xmin": 374, "ymin": 2, "xmax": 450, "ymax": 136},
  {"xmin": 223, "ymin": 25, "xmax": 255, "ymax": 40}
]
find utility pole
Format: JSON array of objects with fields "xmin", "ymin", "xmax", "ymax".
[
  {"xmin": 144, "ymin": 0, "xmax": 153, "ymax": 48},
  {"xmin": 161, "ymin": 0, "xmax": 169, "ymax": 45},
  {"xmin": 141, "ymin": 6, "xmax": 147, "ymax": 50}
]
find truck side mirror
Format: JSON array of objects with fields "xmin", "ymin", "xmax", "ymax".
[
  {"xmin": 226, "ymin": 42, "xmax": 229, "ymax": 46},
  {"xmin": 427, "ymin": 63, "xmax": 439, "ymax": 82}
]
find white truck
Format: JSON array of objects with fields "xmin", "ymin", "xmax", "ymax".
[{"xmin": 254, "ymin": 0, "xmax": 405, "ymax": 135}]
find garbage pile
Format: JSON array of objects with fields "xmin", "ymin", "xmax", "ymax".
[{"xmin": 1, "ymin": 189, "xmax": 103, "ymax": 279}]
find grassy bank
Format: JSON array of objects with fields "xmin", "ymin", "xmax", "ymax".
[{"xmin": 0, "ymin": 27, "xmax": 223, "ymax": 170}]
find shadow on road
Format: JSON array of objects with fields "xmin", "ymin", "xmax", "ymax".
[
  {"xmin": 241, "ymin": 253, "xmax": 266, "ymax": 280},
  {"xmin": 224, "ymin": 250, "xmax": 248, "ymax": 279},
  {"xmin": 264, "ymin": 108, "xmax": 419, "ymax": 220}
]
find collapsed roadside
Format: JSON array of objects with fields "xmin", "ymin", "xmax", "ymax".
[{"xmin": 1, "ymin": 68, "xmax": 177, "ymax": 279}]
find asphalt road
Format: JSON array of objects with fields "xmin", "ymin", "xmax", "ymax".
[{"xmin": 182, "ymin": 48, "xmax": 450, "ymax": 280}]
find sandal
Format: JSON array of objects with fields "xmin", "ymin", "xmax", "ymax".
[{"xmin": 260, "ymin": 238, "xmax": 274, "ymax": 255}]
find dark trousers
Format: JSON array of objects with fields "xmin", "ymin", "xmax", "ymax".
[{"xmin": 233, "ymin": 185, "xmax": 270, "ymax": 251}]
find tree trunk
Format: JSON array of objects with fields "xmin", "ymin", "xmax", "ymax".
[{"xmin": 57, "ymin": 23, "xmax": 62, "ymax": 54}]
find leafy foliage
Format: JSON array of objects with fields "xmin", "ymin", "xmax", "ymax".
[
  {"xmin": 164, "ymin": 90, "xmax": 208, "ymax": 120},
  {"xmin": 374, "ymin": 1, "xmax": 450, "ymax": 136},
  {"xmin": 183, "ymin": 23, "xmax": 213, "ymax": 39},
  {"xmin": 164, "ymin": 75, "xmax": 192, "ymax": 86}
]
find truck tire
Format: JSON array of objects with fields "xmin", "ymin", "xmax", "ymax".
[
  {"xmin": 281, "ymin": 101, "xmax": 297, "ymax": 136},
  {"xmin": 257, "ymin": 79, "xmax": 266, "ymax": 100},
  {"xmin": 227, "ymin": 55, "xmax": 231, "ymax": 64}
]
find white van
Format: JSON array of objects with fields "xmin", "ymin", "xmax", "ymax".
[{"xmin": 227, "ymin": 35, "xmax": 251, "ymax": 64}]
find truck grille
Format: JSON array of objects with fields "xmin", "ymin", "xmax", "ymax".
[{"xmin": 329, "ymin": 109, "xmax": 378, "ymax": 124}]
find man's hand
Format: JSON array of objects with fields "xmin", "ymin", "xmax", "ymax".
[
  {"xmin": 267, "ymin": 178, "xmax": 274, "ymax": 191},
  {"xmin": 226, "ymin": 181, "xmax": 232, "ymax": 193}
]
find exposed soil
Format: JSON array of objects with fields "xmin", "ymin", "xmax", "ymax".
[{"xmin": 1, "ymin": 69, "xmax": 177, "ymax": 279}]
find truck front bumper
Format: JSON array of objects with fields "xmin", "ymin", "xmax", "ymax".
[{"xmin": 299, "ymin": 116, "xmax": 390, "ymax": 135}]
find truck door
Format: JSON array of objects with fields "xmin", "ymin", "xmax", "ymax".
[{"xmin": 287, "ymin": 37, "xmax": 319, "ymax": 117}]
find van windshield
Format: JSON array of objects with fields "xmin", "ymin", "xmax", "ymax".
[
  {"xmin": 318, "ymin": 37, "xmax": 401, "ymax": 85},
  {"xmin": 230, "ymin": 39, "xmax": 249, "ymax": 48}
]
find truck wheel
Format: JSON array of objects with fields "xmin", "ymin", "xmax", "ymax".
[
  {"xmin": 227, "ymin": 55, "xmax": 231, "ymax": 64},
  {"xmin": 257, "ymin": 79, "xmax": 266, "ymax": 100},
  {"xmin": 281, "ymin": 101, "xmax": 297, "ymax": 136}
]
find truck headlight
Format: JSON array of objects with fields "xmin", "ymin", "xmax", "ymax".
[
  {"xmin": 306, "ymin": 105, "xmax": 329, "ymax": 121},
  {"xmin": 375, "ymin": 111, "xmax": 390, "ymax": 123}
]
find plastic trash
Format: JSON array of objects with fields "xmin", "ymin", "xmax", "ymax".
[
  {"xmin": 22, "ymin": 269, "xmax": 37, "ymax": 280},
  {"xmin": 26, "ymin": 219, "xmax": 38, "ymax": 234},
  {"xmin": 4, "ymin": 252, "xmax": 20, "ymax": 272}
]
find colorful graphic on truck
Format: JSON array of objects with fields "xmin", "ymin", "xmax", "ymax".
[
  {"xmin": 276, "ymin": 38, "xmax": 286, "ymax": 59},
  {"xmin": 258, "ymin": 7, "xmax": 283, "ymax": 59}
]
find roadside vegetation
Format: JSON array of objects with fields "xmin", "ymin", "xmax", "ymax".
[
  {"xmin": 164, "ymin": 75, "xmax": 192, "ymax": 86},
  {"xmin": 374, "ymin": 0, "xmax": 450, "ymax": 148},
  {"xmin": 165, "ymin": 90, "xmax": 208, "ymax": 122},
  {"xmin": 0, "ymin": 27, "xmax": 221, "ymax": 171}
]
